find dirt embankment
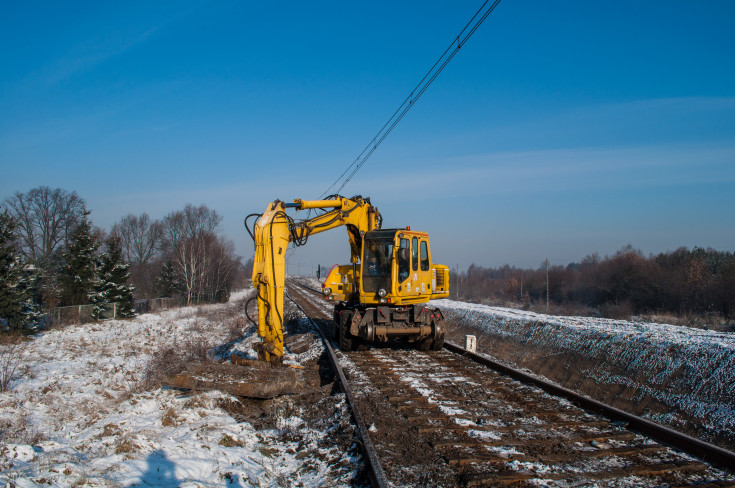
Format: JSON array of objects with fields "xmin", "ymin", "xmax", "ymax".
[{"xmin": 438, "ymin": 300, "xmax": 735, "ymax": 451}]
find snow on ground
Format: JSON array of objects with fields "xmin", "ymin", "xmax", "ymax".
[
  {"xmin": 0, "ymin": 290, "xmax": 361, "ymax": 487},
  {"xmin": 436, "ymin": 299, "xmax": 735, "ymax": 444}
]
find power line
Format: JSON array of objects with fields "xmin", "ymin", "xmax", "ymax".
[{"xmin": 320, "ymin": 0, "xmax": 504, "ymax": 198}]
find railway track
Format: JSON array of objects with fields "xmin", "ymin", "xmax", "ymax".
[{"xmin": 286, "ymin": 278, "xmax": 735, "ymax": 487}]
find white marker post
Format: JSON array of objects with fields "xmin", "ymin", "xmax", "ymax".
[{"xmin": 465, "ymin": 334, "xmax": 476, "ymax": 353}]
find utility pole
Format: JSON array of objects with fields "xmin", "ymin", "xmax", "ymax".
[
  {"xmin": 520, "ymin": 270, "xmax": 523, "ymax": 301},
  {"xmin": 456, "ymin": 264, "xmax": 459, "ymax": 299},
  {"xmin": 545, "ymin": 258, "xmax": 549, "ymax": 312}
]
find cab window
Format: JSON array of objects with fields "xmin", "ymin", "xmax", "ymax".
[
  {"xmin": 420, "ymin": 240, "xmax": 429, "ymax": 271},
  {"xmin": 398, "ymin": 238, "xmax": 410, "ymax": 282},
  {"xmin": 412, "ymin": 237, "xmax": 418, "ymax": 271},
  {"xmin": 362, "ymin": 236, "xmax": 393, "ymax": 293}
]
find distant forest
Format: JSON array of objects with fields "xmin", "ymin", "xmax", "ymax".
[{"xmin": 450, "ymin": 245, "xmax": 735, "ymax": 326}]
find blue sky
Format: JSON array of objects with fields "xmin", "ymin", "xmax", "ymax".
[{"xmin": 2, "ymin": 1, "xmax": 734, "ymax": 270}]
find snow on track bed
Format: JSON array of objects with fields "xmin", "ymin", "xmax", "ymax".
[
  {"xmin": 286, "ymin": 281, "xmax": 455, "ymax": 486},
  {"xmin": 288, "ymin": 278, "xmax": 735, "ymax": 487},
  {"xmin": 437, "ymin": 299, "xmax": 735, "ymax": 448},
  {"xmin": 346, "ymin": 348, "xmax": 735, "ymax": 487},
  {"xmin": 0, "ymin": 289, "xmax": 364, "ymax": 487}
]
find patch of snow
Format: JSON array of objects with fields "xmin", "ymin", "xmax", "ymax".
[
  {"xmin": 441, "ymin": 405, "xmax": 467, "ymax": 417},
  {"xmin": 467, "ymin": 429, "xmax": 502, "ymax": 441},
  {"xmin": 485, "ymin": 445, "xmax": 523, "ymax": 457},
  {"xmin": 506, "ymin": 459, "xmax": 551, "ymax": 474}
]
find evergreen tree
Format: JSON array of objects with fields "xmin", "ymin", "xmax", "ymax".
[
  {"xmin": 35, "ymin": 251, "xmax": 64, "ymax": 309},
  {"xmin": 154, "ymin": 260, "xmax": 181, "ymax": 298},
  {"xmin": 59, "ymin": 214, "xmax": 99, "ymax": 306},
  {"xmin": 16, "ymin": 265, "xmax": 43, "ymax": 328},
  {"xmin": 0, "ymin": 211, "xmax": 29, "ymax": 329},
  {"xmin": 92, "ymin": 234, "xmax": 134, "ymax": 319}
]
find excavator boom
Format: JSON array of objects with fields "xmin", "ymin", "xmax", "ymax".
[{"xmin": 249, "ymin": 196, "xmax": 381, "ymax": 362}]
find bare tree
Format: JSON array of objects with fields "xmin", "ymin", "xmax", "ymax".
[
  {"xmin": 2, "ymin": 186, "xmax": 87, "ymax": 263},
  {"xmin": 155, "ymin": 204, "xmax": 235, "ymax": 304},
  {"xmin": 182, "ymin": 203, "xmax": 222, "ymax": 238},
  {"xmin": 172, "ymin": 231, "xmax": 238, "ymax": 305},
  {"xmin": 174, "ymin": 235, "xmax": 203, "ymax": 306},
  {"xmin": 161, "ymin": 204, "xmax": 222, "ymax": 254},
  {"xmin": 200, "ymin": 234, "xmax": 239, "ymax": 301},
  {"xmin": 160, "ymin": 211, "xmax": 184, "ymax": 256},
  {"xmin": 114, "ymin": 213, "xmax": 162, "ymax": 265}
]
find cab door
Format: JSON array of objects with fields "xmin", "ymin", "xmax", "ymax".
[
  {"xmin": 410, "ymin": 236, "xmax": 419, "ymax": 296},
  {"xmin": 416, "ymin": 237, "xmax": 432, "ymax": 298},
  {"xmin": 394, "ymin": 234, "xmax": 431, "ymax": 303},
  {"xmin": 395, "ymin": 237, "xmax": 411, "ymax": 296}
]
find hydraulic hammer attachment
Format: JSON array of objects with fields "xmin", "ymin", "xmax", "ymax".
[{"xmin": 251, "ymin": 200, "xmax": 291, "ymax": 364}]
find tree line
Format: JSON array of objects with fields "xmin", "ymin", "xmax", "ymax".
[
  {"xmin": 451, "ymin": 245, "xmax": 735, "ymax": 321},
  {"xmin": 1, "ymin": 186, "xmax": 247, "ymax": 330}
]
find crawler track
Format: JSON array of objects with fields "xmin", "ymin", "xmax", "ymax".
[{"xmin": 286, "ymin": 278, "xmax": 735, "ymax": 487}]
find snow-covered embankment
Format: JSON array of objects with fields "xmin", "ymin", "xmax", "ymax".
[{"xmin": 436, "ymin": 299, "xmax": 735, "ymax": 449}]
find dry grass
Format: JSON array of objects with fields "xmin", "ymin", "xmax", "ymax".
[
  {"xmin": 0, "ymin": 331, "xmax": 26, "ymax": 346},
  {"xmin": 226, "ymin": 316, "xmax": 248, "ymax": 343},
  {"xmin": 99, "ymin": 423, "xmax": 122, "ymax": 438},
  {"xmin": 0, "ymin": 332, "xmax": 25, "ymax": 392},
  {"xmin": 0, "ymin": 410, "xmax": 45, "ymax": 445},
  {"xmin": 142, "ymin": 321, "xmax": 215, "ymax": 389},
  {"xmin": 183, "ymin": 392, "xmax": 212, "ymax": 410},
  {"xmin": 194, "ymin": 297, "xmax": 250, "ymax": 344},
  {"xmin": 161, "ymin": 407, "xmax": 180, "ymax": 427},
  {"xmin": 637, "ymin": 312, "xmax": 735, "ymax": 331},
  {"xmin": 114, "ymin": 437, "xmax": 137, "ymax": 455},
  {"xmin": 138, "ymin": 293, "xmax": 255, "ymax": 390},
  {"xmin": 218, "ymin": 433, "xmax": 244, "ymax": 447}
]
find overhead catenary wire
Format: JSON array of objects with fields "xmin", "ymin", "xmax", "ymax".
[{"xmin": 320, "ymin": 0, "xmax": 503, "ymax": 198}]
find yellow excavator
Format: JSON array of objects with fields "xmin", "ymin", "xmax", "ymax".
[{"xmin": 245, "ymin": 195, "xmax": 450, "ymax": 364}]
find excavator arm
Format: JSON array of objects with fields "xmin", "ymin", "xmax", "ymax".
[{"xmin": 248, "ymin": 196, "xmax": 381, "ymax": 363}]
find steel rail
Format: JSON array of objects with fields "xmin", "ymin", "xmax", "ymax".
[
  {"xmin": 285, "ymin": 289, "xmax": 390, "ymax": 488},
  {"xmin": 287, "ymin": 279, "xmax": 735, "ymax": 475},
  {"xmin": 444, "ymin": 341, "xmax": 735, "ymax": 473},
  {"xmin": 291, "ymin": 282, "xmax": 323, "ymax": 296}
]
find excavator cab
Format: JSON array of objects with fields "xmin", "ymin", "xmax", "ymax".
[{"xmin": 322, "ymin": 228, "xmax": 450, "ymax": 306}]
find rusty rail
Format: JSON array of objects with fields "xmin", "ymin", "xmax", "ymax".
[
  {"xmin": 444, "ymin": 341, "xmax": 735, "ymax": 473},
  {"xmin": 285, "ymin": 289, "xmax": 389, "ymax": 488}
]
